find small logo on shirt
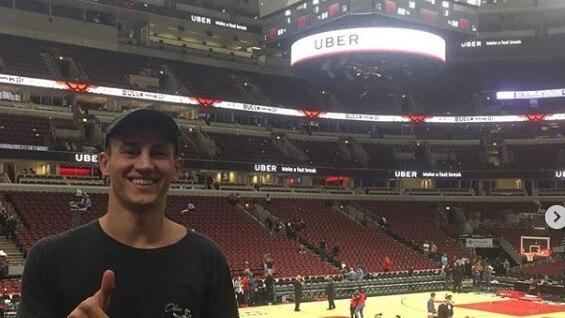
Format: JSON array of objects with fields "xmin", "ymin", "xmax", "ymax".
[{"xmin": 164, "ymin": 303, "xmax": 192, "ymax": 318}]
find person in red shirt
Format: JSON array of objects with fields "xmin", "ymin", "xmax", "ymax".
[
  {"xmin": 241, "ymin": 275, "xmax": 250, "ymax": 306},
  {"xmin": 354, "ymin": 288, "xmax": 366, "ymax": 318},
  {"xmin": 350, "ymin": 291, "xmax": 359, "ymax": 318},
  {"xmin": 383, "ymin": 256, "xmax": 392, "ymax": 272}
]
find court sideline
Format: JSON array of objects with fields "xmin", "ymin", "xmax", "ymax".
[{"xmin": 238, "ymin": 290, "xmax": 565, "ymax": 318}]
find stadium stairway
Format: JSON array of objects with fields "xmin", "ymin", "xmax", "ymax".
[
  {"xmin": 0, "ymin": 194, "xmax": 26, "ymax": 262},
  {"xmin": 0, "ymin": 237, "xmax": 24, "ymax": 264},
  {"xmin": 332, "ymin": 203, "xmax": 366, "ymax": 226},
  {"xmin": 344, "ymin": 204, "xmax": 432, "ymax": 260},
  {"xmin": 250, "ymin": 202, "xmax": 343, "ymax": 271},
  {"xmin": 500, "ymin": 236, "xmax": 524, "ymax": 265}
]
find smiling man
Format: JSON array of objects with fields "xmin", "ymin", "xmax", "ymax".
[{"xmin": 17, "ymin": 109, "xmax": 239, "ymax": 318}]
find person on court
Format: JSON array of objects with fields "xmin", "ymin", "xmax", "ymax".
[
  {"xmin": 427, "ymin": 292, "xmax": 436, "ymax": 317},
  {"xmin": 293, "ymin": 275, "xmax": 303, "ymax": 312},
  {"xmin": 354, "ymin": 287, "xmax": 366, "ymax": 318},
  {"xmin": 350, "ymin": 291, "xmax": 359, "ymax": 318},
  {"xmin": 437, "ymin": 298, "xmax": 449, "ymax": 318},
  {"xmin": 17, "ymin": 109, "xmax": 239, "ymax": 318},
  {"xmin": 325, "ymin": 278, "xmax": 336, "ymax": 310}
]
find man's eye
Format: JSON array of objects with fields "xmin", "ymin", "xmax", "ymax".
[
  {"xmin": 123, "ymin": 149, "xmax": 136, "ymax": 155},
  {"xmin": 153, "ymin": 151, "xmax": 167, "ymax": 157}
]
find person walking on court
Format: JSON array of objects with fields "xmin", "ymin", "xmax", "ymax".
[
  {"xmin": 325, "ymin": 278, "xmax": 336, "ymax": 310},
  {"xmin": 350, "ymin": 291, "xmax": 359, "ymax": 318},
  {"xmin": 294, "ymin": 275, "xmax": 303, "ymax": 312},
  {"xmin": 427, "ymin": 292, "xmax": 436, "ymax": 318}
]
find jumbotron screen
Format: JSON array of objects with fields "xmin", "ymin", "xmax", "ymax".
[
  {"xmin": 263, "ymin": 0, "xmax": 478, "ymax": 42},
  {"xmin": 264, "ymin": 0, "xmax": 350, "ymax": 42}
]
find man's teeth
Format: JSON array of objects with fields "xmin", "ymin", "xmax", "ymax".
[{"xmin": 131, "ymin": 179, "xmax": 154, "ymax": 185}]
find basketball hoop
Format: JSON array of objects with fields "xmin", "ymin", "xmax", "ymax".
[{"xmin": 520, "ymin": 236, "xmax": 551, "ymax": 261}]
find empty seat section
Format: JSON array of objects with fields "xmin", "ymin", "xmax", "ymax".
[{"xmin": 265, "ymin": 198, "xmax": 437, "ymax": 272}]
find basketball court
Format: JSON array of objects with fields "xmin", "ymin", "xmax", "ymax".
[{"xmin": 239, "ymin": 291, "xmax": 565, "ymax": 318}]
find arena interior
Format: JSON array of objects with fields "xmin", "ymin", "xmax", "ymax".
[{"xmin": 1, "ymin": 0, "xmax": 565, "ymax": 317}]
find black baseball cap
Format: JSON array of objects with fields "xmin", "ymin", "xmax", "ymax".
[{"xmin": 104, "ymin": 108, "xmax": 181, "ymax": 151}]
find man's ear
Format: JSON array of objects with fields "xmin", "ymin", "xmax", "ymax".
[
  {"xmin": 174, "ymin": 157, "xmax": 184, "ymax": 178},
  {"xmin": 99, "ymin": 152, "xmax": 111, "ymax": 177}
]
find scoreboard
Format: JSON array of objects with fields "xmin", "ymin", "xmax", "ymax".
[
  {"xmin": 263, "ymin": 0, "xmax": 350, "ymax": 42},
  {"xmin": 263, "ymin": 0, "xmax": 477, "ymax": 42},
  {"xmin": 368, "ymin": 0, "xmax": 478, "ymax": 35}
]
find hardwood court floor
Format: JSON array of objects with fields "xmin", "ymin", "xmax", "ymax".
[{"xmin": 238, "ymin": 290, "xmax": 565, "ymax": 318}]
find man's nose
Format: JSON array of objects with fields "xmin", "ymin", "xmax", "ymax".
[{"xmin": 135, "ymin": 151, "xmax": 154, "ymax": 170}]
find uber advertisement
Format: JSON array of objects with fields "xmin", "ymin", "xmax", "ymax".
[
  {"xmin": 4, "ymin": 146, "xmax": 565, "ymax": 180},
  {"xmin": 253, "ymin": 163, "xmax": 317, "ymax": 175},
  {"xmin": 0, "ymin": 147, "xmax": 100, "ymax": 165}
]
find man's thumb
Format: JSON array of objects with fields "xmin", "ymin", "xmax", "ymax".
[{"xmin": 97, "ymin": 270, "xmax": 115, "ymax": 312}]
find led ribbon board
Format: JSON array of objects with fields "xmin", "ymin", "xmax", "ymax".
[
  {"xmin": 290, "ymin": 27, "xmax": 446, "ymax": 67},
  {"xmin": 497, "ymin": 88, "xmax": 565, "ymax": 100},
  {"xmin": 1, "ymin": 73, "xmax": 565, "ymax": 124}
]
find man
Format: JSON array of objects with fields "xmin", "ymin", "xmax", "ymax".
[
  {"xmin": 266, "ymin": 257, "xmax": 274, "ymax": 276},
  {"xmin": 76, "ymin": 190, "xmax": 93, "ymax": 212},
  {"xmin": 527, "ymin": 278, "xmax": 540, "ymax": 296},
  {"xmin": 325, "ymin": 278, "xmax": 336, "ymax": 310},
  {"xmin": 264, "ymin": 274, "xmax": 275, "ymax": 305},
  {"xmin": 437, "ymin": 298, "xmax": 449, "ymax": 318},
  {"xmin": 378, "ymin": 216, "xmax": 388, "ymax": 228},
  {"xmin": 484, "ymin": 263, "xmax": 493, "ymax": 291},
  {"xmin": 445, "ymin": 294, "xmax": 454, "ymax": 318},
  {"xmin": 346, "ymin": 267, "xmax": 358, "ymax": 281},
  {"xmin": 430, "ymin": 242, "xmax": 438, "ymax": 259},
  {"xmin": 5, "ymin": 214, "xmax": 17, "ymax": 241},
  {"xmin": 423, "ymin": 241, "xmax": 430, "ymax": 257},
  {"xmin": 503, "ymin": 258, "xmax": 510, "ymax": 276},
  {"xmin": 0, "ymin": 202, "xmax": 7, "ymax": 236},
  {"xmin": 265, "ymin": 218, "xmax": 273, "ymax": 232},
  {"xmin": 472, "ymin": 260, "xmax": 483, "ymax": 288},
  {"xmin": 440, "ymin": 254, "xmax": 448, "ymax": 269},
  {"xmin": 181, "ymin": 202, "xmax": 195, "ymax": 214},
  {"xmin": 408, "ymin": 266, "xmax": 414, "ymax": 277},
  {"xmin": 332, "ymin": 243, "xmax": 340, "ymax": 259},
  {"xmin": 293, "ymin": 275, "xmax": 303, "ymax": 312},
  {"xmin": 452, "ymin": 264, "xmax": 463, "ymax": 293},
  {"xmin": 319, "ymin": 238, "xmax": 327, "ymax": 261},
  {"xmin": 263, "ymin": 253, "xmax": 273, "ymax": 273},
  {"xmin": 383, "ymin": 256, "xmax": 392, "ymax": 272},
  {"xmin": 248, "ymin": 274, "xmax": 257, "ymax": 306},
  {"xmin": 17, "ymin": 109, "xmax": 239, "ymax": 318},
  {"xmin": 427, "ymin": 292, "xmax": 436, "ymax": 318},
  {"xmin": 442, "ymin": 257, "xmax": 451, "ymax": 289},
  {"xmin": 356, "ymin": 265, "xmax": 364, "ymax": 281}
]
